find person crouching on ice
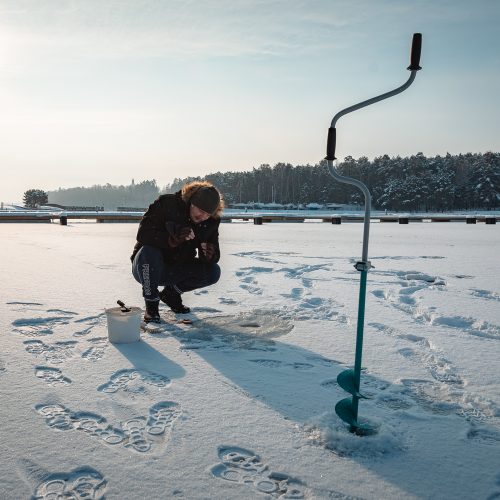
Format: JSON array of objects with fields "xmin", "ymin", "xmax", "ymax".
[{"xmin": 131, "ymin": 181, "xmax": 223, "ymax": 324}]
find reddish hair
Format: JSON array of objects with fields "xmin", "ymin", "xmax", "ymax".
[{"xmin": 181, "ymin": 181, "xmax": 224, "ymax": 217}]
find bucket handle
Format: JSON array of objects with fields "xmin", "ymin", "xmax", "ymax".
[{"xmin": 117, "ymin": 300, "xmax": 131, "ymax": 312}]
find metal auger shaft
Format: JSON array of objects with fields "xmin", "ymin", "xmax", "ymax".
[{"xmin": 329, "ymin": 33, "xmax": 422, "ymax": 434}]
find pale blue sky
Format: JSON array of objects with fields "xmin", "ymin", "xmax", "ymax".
[{"xmin": 1, "ymin": 0, "xmax": 499, "ymax": 202}]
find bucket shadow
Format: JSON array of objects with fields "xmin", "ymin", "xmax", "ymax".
[{"xmin": 111, "ymin": 338, "xmax": 186, "ymax": 380}]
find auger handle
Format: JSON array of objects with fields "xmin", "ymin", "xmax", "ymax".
[
  {"xmin": 326, "ymin": 33, "xmax": 422, "ymax": 161},
  {"xmin": 326, "ymin": 127, "xmax": 337, "ymax": 161},
  {"xmin": 408, "ymin": 33, "xmax": 422, "ymax": 71}
]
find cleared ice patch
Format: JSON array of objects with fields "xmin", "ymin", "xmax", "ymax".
[
  {"xmin": 172, "ymin": 309, "xmax": 293, "ymax": 351},
  {"xmin": 194, "ymin": 309, "xmax": 294, "ymax": 339}
]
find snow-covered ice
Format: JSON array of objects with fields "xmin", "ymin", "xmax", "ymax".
[{"xmin": 1, "ymin": 221, "xmax": 499, "ymax": 499}]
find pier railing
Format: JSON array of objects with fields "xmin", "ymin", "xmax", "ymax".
[{"xmin": 0, "ymin": 211, "xmax": 497, "ymax": 224}]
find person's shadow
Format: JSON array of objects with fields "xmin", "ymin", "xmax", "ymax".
[
  {"xmin": 145, "ymin": 311, "xmax": 500, "ymax": 500},
  {"xmin": 157, "ymin": 312, "xmax": 361, "ymax": 424}
]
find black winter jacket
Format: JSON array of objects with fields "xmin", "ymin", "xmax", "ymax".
[{"xmin": 131, "ymin": 191, "xmax": 221, "ymax": 264}]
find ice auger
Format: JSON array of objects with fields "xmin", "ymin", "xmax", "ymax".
[{"xmin": 327, "ymin": 34, "xmax": 422, "ymax": 434}]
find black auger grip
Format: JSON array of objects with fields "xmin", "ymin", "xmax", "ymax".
[
  {"xmin": 326, "ymin": 127, "xmax": 337, "ymax": 160},
  {"xmin": 407, "ymin": 33, "xmax": 422, "ymax": 71}
]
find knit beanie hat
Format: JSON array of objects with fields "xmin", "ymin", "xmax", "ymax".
[{"xmin": 190, "ymin": 186, "xmax": 220, "ymax": 215}]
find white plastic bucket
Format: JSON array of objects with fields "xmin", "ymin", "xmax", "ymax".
[{"xmin": 105, "ymin": 306, "xmax": 142, "ymax": 343}]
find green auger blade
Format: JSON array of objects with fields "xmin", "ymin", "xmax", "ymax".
[
  {"xmin": 335, "ymin": 398, "xmax": 377, "ymax": 435},
  {"xmin": 335, "ymin": 397, "xmax": 358, "ymax": 427},
  {"xmin": 337, "ymin": 369, "xmax": 369, "ymax": 399}
]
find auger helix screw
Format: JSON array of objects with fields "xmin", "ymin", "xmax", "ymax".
[{"xmin": 328, "ymin": 34, "xmax": 422, "ymax": 435}]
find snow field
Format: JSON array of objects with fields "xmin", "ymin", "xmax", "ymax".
[{"xmin": 1, "ymin": 221, "xmax": 499, "ymax": 499}]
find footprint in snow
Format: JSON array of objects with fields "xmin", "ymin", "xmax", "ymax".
[
  {"xmin": 372, "ymin": 255, "xmax": 444, "ymax": 261},
  {"xmin": 73, "ymin": 313, "xmax": 106, "ymax": 337},
  {"xmin": 35, "ymin": 366, "xmax": 72, "ymax": 386},
  {"xmin": 35, "ymin": 401, "xmax": 181, "ymax": 454},
  {"xmin": 426, "ymin": 315, "xmax": 500, "ymax": 341},
  {"xmin": 190, "ymin": 306, "xmax": 222, "ymax": 313},
  {"xmin": 320, "ymin": 379, "xmax": 338, "ymax": 389},
  {"xmin": 97, "ymin": 369, "xmax": 171, "ymax": 399},
  {"xmin": 33, "ymin": 466, "xmax": 107, "ymax": 500},
  {"xmin": 466, "ymin": 425, "xmax": 500, "ymax": 446},
  {"xmin": 239, "ymin": 283, "xmax": 263, "ymax": 295},
  {"xmin": 277, "ymin": 263, "xmax": 330, "ymax": 279},
  {"xmin": 219, "ymin": 297, "xmax": 237, "ymax": 305},
  {"xmin": 280, "ymin": 287, "xmax": 305, "ymax": 300},
  {"xmin": 302, "ymin": 354, "xmax": 342, "ymax": 367},
  {"xmin": 10, "ymin": 304, "xmax": 108, "ymax": 339},
  {"xmin": 399, "ymin": 272, "xmax": 444, "ymax": 284},
  {"xmin": 469, "ymin": 288, "xmax": 500, "ymax": 301},
  {"xmin": 12, "ymin": 315, "xmax": 75, "ymax": 337},
  {"xmin": 370, "ymin": 324, "xmax": 496, "ymax": 421},
  {"xmin": 397, "ymin": 345, "xmax": 464, "ymax": 387},
  {"xmin": 232, "ymin": 251, "xmax": 284, "ymax": 264},
  {"xmin": 358, "ymin": 373, "xmax": 391, "ymax": 396},
  {"xmin": 47, "ymin": 308, "xmax": 78, "ymax": 315},
  {"xmin": 81, "ymin": 337, "xmax": 108, "ymax": 362},
  {"xmin": 371, "ymin": 276, "xmax": 500, "ymax": 341},
  {"xmin": 374, "ymin": 393, "xmax": 414, "ymax": 411},
  {"xmin": 400, "ymin": 378, "xmax": 464, "ymax": 416},
  {"xmin": 249, "ymin": 359, "xmax": 314, "ymax": 371},
  {"xmin": 24, "ymin": 340, "xmax": 78, "ymax": 364},
  {"xmin": 7, "ymin": 301, "xmax": 44, "ymax": 307},
  {"xmin": 248, "ymin": 359, "xmax": 283, "ymax": 368},
  {"xmin": 211, "ymin": 445, "xmax": 306, "ymax": 498},
  {"xmin": 370, "ymin": 322, "xmax": 428, "ymax": 345},
  {"xmin": 235, "ymin": 267, "xmax": 274, "ymax": 295}
]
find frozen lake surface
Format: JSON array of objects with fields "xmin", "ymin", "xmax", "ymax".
[{"xmin": 1, "ymin": 221, "xmax": 499, "ymax": 499}]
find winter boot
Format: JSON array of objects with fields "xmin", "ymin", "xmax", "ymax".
[
  {"xmin": 160, "ymin": 287, "xmax": 190, "ymax": 314},
  {"xmin": 144, "ymin": 300, "xmax": 161, "ymax": 323}
]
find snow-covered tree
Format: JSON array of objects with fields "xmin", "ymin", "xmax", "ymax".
[{"xmin": 23, "ymin": 189, "xmax": 48, "ymax": 208}]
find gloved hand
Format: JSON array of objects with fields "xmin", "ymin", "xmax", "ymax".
[
  {"xmin": 168, "ymin": 226, "xmax": 195, "ymax": 247},
  {"xmin": 200, "ymin": 242, "xmax": 216, "ymax": 261}
]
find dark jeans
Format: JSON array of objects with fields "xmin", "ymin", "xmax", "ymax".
[{"xmin": 132, "ymin": 245, "xmax": 221, "ymax": 301}]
